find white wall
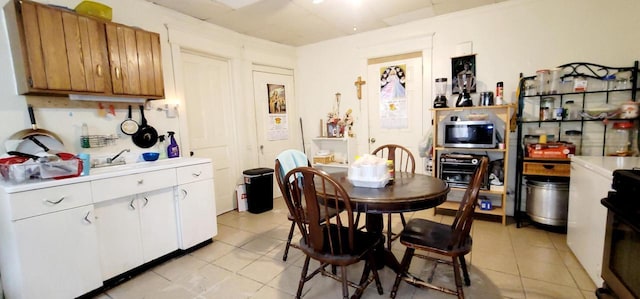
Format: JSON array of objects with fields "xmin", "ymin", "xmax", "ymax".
[
  {"xmin": 2, "ymin": 0, "xmax": 639, "ymax": 214},
  {"xmin": 0, "ymin": 0, "xmax": 295, "ymax": 176},
  {"xmin": 295, "ymin": 0, "xmax": 640, "ymax": 215}
]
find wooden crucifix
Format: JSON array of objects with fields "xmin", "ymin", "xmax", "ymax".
[{"xmin": 354, "ymin": 76, "xmax": 366, "ymax": 100}]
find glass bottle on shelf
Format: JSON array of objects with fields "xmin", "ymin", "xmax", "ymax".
[
  {"xmin": 563, "ymin": 130, "xmax": 582, "ymax": 155},
  {"xmin": 606, "ymin": 121, "xmax": 638, "ymax": 157}
]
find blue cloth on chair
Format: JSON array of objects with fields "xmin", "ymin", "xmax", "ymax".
[{"xmin": 276, "ymin": 149, "xmax": 308, "ymax": 182}]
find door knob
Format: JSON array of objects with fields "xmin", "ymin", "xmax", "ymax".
[{"xmin": 369, "ymin": 138, "xmax": 376, "ymax": 144}]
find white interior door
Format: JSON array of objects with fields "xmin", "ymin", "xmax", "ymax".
[
  {"xmin": 367, "ymin": 54, "xmax": 426, "ymax": 172},
  {"xmin": 181, "ymin": 51, "xmax": 238, "ymax": 214},
  {"xmin": 252, "ymin": 68, "xmax": 299, "ymax": 197}
]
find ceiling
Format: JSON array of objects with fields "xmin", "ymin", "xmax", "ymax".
[{"xmin": 145, "ymin": 0, "xmax": 507, "ymax": 47}]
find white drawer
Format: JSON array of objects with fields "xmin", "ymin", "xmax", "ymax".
[
  {"xmin": 91, "ymin": 169, "xmax": 176, "ymax": 203},
  {"xmin": 9, "ymin": 182, "xmax": 92, "ymax": 220},
  {"xmin": 176, "ymin": 163, "xmax": 213, "ymax": 185}
]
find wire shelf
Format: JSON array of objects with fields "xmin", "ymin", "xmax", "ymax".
[{"xmin": 80, "ymin": 135, "xmax": 117, "ymax": 148}]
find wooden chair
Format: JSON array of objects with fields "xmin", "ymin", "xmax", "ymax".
[
  {"xmin": 275, "ymin": 150, "xmax": 342, "ymax": 261},
  {"xmin": 356, "ymin": 144, "xmax": 416, "ymax": 250},
  {"xmin": 281, "ymin": 166, "xmax": 384, "ymax": 299},
  {"xmin": 390, "ymin": 157, "xmax": 489, "ymax": 299}
]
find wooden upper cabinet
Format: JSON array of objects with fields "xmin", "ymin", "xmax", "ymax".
[
  {"xmin": 4, "ymin": 0, "xmax": 164, "ymax": 99},
  {"xmin": 105, "ymin": 23, "xmax": 164, "ymax": 98},
  {"xmin": 62, "ymin": 13, "xmax": 107, "ymax": 93},
  {"xmin": 20, "ymin": 1, "xmax": 71, "ymax": 91}
]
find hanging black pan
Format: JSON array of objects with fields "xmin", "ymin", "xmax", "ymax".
[
  {"xmin": 131, "ymin": 105, "xmax": 158, "ymax": 148},
  {"xmin": 120, "ymin": 105, "xmax": 140, "ymax": 136}
]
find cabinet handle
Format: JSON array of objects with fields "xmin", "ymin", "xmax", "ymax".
[
  {"xmin": 115, "ymin": 67, "xmax": 121, "ymax": 79},
  {"xmin": 142, "ymin": 197, "xmax": 149, "ymax": 207},
  {"xmin": 129, "ymin": 199, "xmax": 136, "ymax": 210},
  {"xmin": 96, "ymin": 64, "xmax": 103, "ymax": 77},
  {"xmin": 137, "ymin": 179, "xmax": 144, "ymax": 184},
  {"xmin": 181, "ymin": 189, "xmax": 188, "ymax": 199},
  {"xmin": 44, "ymin": 196, "xmax": 65, "ymax": 205},
  {"xmin": 83, "ymin": 211, "xmax": 92, "ymax": 224},
  {"xmin": 192, "ymin": 171, "xmax": 201, "ymax": 177}
]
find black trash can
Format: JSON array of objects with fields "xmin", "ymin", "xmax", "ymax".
[{"xmin": 243, "ymin": 168, "xmax": 274, "ymax": 214}]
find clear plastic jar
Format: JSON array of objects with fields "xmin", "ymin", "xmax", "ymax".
[
  {"xmin": 606, "ymin": 121, "xmax": 638, "ymax": 156},
  {"xmin": 549, "ymin": 68, "xmax": 562, "ymax": 94},
  {"xmin": 563, "ymin": 130, "xmax": 582, "ymax": 155},
  {"xmin": 536, "ymin": 69, "xmax": 550, "ymax": 95},
  {"xmin": 563, "ymin": 100, "xmax": 579, "ymax": 120},
  {"xmin": 602, "ymin": 74, "xmax": 616, "ymax": 91}
]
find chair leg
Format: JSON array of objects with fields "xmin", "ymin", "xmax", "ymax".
[
  {"xmin": 341, "ymin": 266, "xmax": 349, "ymax": 299},
  {"xmin": 390, "ymin": 247, "xmax": 414, "ymax": 299},
  {"xmin": 451, "ymin": 256, "xmax": 465, "ymax": 299},
  {"xmin": 283, "ymin": 221, "xmax": 295, "ymax": 261},
  {"xmin": 386, "ymin": 213, "xmax": 393, "ymax": 250},
  {"xmin": 297, "ymin": 256, "xmax": 311, "ymax": 299},
  {"xmin": 353, "ymin": 262, "xmax": 369, "ymax": 299},
  {"xmin": 400, "ymin": 212, "xmax": 407, "ymax": 227},
  {"xmin": 354, "ymin": 212, "xmax": 361, "ymax": 228},
  {"xmin": 369, "ymin": 254, "xmax": 384, "ymax": 295},
  {"xmin": 459, "ymin": 255, "xmax": 471, "ymax": 286}
]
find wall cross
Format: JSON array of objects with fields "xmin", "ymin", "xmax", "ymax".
[{"xmin": 354, "ymin": 76, "xmax": 366, "ymax": 100}]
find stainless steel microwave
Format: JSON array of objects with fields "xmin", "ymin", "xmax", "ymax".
[{"xmin": 443, "ymin": 120, "xmax": 496, "ymax": 148}]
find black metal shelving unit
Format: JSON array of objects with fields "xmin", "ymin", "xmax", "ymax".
[{"xmin": 514, "ymin": 61, "xmax": 639, "ymax": 228}]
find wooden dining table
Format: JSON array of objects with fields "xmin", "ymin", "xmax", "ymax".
[{"xmin": 319, "ymin": 171, "xmax": 450, "ymax": 272}]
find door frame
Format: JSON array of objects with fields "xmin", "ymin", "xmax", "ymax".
[
  {"xmin": 251, "ymin": 64, "xmax": 301, "ymax": 167},
  {"xmin": 168, "ymin": 30, "xmax": 242, "ymax": 212},
  {"xmin": 356, "ymin": 35, "xmax": 434, "ymax": 173}
]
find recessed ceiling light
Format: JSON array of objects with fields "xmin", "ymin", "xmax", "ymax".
[{"xmin": 353, "ymin": 25, "xmax": 358, "ymax": 32}]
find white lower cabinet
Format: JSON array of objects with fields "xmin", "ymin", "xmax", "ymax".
[
  {"xmin": 175, "ymin": 163, "xmax": 217, "ymax": 249},
  {"xmin": 95, "ymin": 187, "xmax": 178, "ymax": 280},
  {"xmin": 0, "ymin": 182, "xmax": 102, "ymax": 299},
  {"xmin": 567, "ymin": 159, "xmax": 611, "ymax": 286},
  {"xmin": 15, "ymin": 206, "xmax": 102, "ymax": 299},
  {"xmin": 0, "ymin": 158, "xmax": 214, "ymax": 298}
]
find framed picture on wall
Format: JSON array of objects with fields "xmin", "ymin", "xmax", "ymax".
[{"xmin": 451, "ymin": 54, "xmax": 476, "ymax": 94}]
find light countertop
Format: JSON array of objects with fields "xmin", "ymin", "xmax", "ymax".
[
  {"xmin": 1, "ymin": 157, "xmax": 211, "ymax": 193},
  {"xmin": 571, "ymin": 156, "xmax": 640, "ymax": 178}
]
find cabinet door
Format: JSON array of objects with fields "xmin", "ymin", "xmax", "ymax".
[
  {"xmin": 95, "ymin": 195, "xmax": 144, "ymax": 280},
  {"xmin": 106, "ymin": 23, "xmax": 140, "ymax": 95},
  {"xmin": 21, "ymin": 1, "xmax": 71, "ymax": 90},
  {"xmin": 150, "ymin": 32, "xmax": 164, "ymax": 97},
  {"xmin": 176, "ymin": 179, "xmax": 217, "ymax": 249},
  {"xmin": 61, "ymin": 12, "xmax": 107, "ymax": 93},
  {"xmin": 567, "ymin": 162, "xmax": 609, "ymax": 286},
  {"xmin": 135, "ymin": 30, "xmax": 164, "ymax": 97},
  {"xmin": 14, "ymin": 206, "xmax": 102, "ymax": 299},
  {"xmin": 138, "ymin": 188, "xmax": 178, "ymax": 262},
  {"xmin": 105, "ymin": 23, "xmax": 164, "ymax": 97}
]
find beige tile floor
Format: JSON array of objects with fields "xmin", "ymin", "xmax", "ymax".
[{"xmin": 93, "ymin": 199, "xmax": 597, "ymax": 299}]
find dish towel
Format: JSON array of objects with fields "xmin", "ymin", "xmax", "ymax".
[{"xmin": 276, "ymin": 149, "xmax": 308, "ymax": 182}]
